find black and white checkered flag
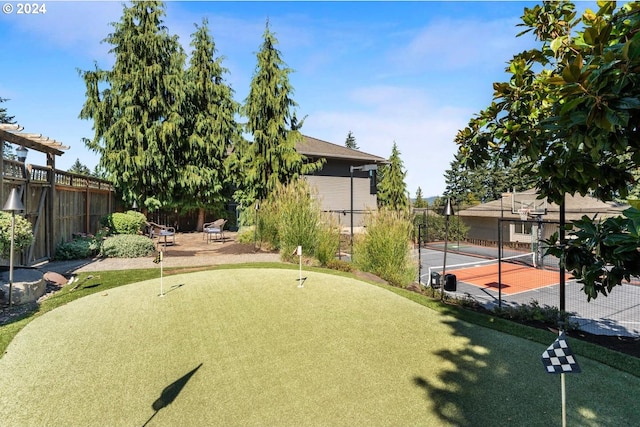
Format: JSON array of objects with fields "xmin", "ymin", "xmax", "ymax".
[{"xmin": 541, "ymin": 332, "xmax": 581, "ymax": 374}]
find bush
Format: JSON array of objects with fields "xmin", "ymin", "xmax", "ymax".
[
  {"xmin": 325, "ymin": 259, "xmax": 353, "ymax": 272},
  {"xmin": 55, "ymin": 237, "xmax": 100, "ymax": 260},
  {"xmin": 316, "ymin": 218, "xmax": 340, "ymax": 266},
  {"xmin": 493, "ymin": 300, "xmax": 579, "ymax": 331},
  {"xmin": 353, "ymin": 208, "xmax": 417, "ymax": 287},
  {"xmin": 273, "ymin": 181, "xmax": 322, "ymax": 262},
  {"xmin": 102, "ymin": 211, "xmax": 147, "ymax": 235},
  {"xmin": 0, "ymin": 212, "xmax": 34, "ymax": 259},
  {"xmin": 100, "ymin": 235, "xmax": 156, "ymax": 258}
]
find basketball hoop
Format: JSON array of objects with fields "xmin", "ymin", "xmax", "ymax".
[{"xmin": 518, "ymin": 208, "xmax": 530, "ymax": 221}]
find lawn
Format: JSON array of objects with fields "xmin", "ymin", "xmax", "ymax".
[{"xmin": 0, "ymin": 268, "xmax": 639, "ymax": 426}]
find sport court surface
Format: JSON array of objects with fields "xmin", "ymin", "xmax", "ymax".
[
  {"xmin": 2, "ymin": 268, "xmax": 639, "ymax": 427},
  {"xmin": 441, "ymin": 254, "xmax": 561, "ymax": 295},
  {"xmin": 421, "ymin": 246, "xmax": 640, "ymax": 336}
]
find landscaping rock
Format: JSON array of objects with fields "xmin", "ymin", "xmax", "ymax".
[{"xmin": 0, "ymin": 269, "xmax": 45, "ymax": 305}]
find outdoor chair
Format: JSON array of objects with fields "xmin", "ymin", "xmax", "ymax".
[
  {"xmin": 203, "ymin": 219, "xmax": 227, "ymax": 243},
  {"xmin": 146, "ymin": 221, "xmax": 176, "ymax": 246}
]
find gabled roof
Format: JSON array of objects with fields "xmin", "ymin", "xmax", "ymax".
[{"xmin": 296, "ymin": 135, "xmax": 387, "ymax": 163}]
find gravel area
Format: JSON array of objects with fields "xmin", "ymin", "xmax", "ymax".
[{"xmin": 37, "ymin": 231, "xmax": 281, "ymax": 275}]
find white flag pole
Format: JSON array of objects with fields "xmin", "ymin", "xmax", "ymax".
[
  {"xmin": 297, "ymin": 245, "xmax": 303, "ymax": 288},
  {"xmin": 561, "ymin": 373, "xmax": 566, "ymax": 427},
  {"xmin": 160, "ymin": 250, "xmax": 164, "ymax": 297}
]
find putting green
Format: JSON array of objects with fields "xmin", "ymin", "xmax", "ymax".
[{"xmin": 0, "ymin": 269, "xmax": 639, "ymax": 427}]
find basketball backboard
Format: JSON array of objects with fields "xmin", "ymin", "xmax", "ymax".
[{"xmin": 511, "ymin": 191, "xmax": 547, "ymax": 217}]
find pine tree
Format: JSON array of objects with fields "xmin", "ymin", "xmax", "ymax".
[
  {"xmin": 68, "ymin": 158, "xmax": 91, "ymax": 175},
  {"xmin": 79, "ymin": 0, "xmax": 186, "ymax": 210},
  {"xmin": 238, "ymin": 21, "xmax": 323, "ymax": 203},
  {"xmin": 0, "ymin": 97, "xmax": 16, "ymax": 156},
  {"xmin": 377, "ymin": 142, "xmax": 409, "ymax": 210},
  {"xmin": 414, "ymin": 187, "xmax": 428, "ymax": 208},
  {"xmin": 0, "ymin": 97, "xmax": 15, "ymax": 124},
  {"xmin": 180, "ymin": 19, "xmax": 240, "ymax": 227},
  {"xmin": 345, "ymin": 131, "xmax": 358, "ymax": 149}
]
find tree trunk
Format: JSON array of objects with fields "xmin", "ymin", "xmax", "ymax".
[{"xmin": 197, "ymin": 208, "xmax": 205, "ymax": 232}]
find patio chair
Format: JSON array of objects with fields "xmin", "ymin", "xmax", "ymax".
[
  {"xmin": 147, "ymin": 221, "xmax": 176, "ymax": 246},
  {"xmin": 203, "ymin": 219, "xmax": 227, "ymax": 243}
]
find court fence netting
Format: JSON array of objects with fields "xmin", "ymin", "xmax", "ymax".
[{"xmin": 416, "ymin": 218, "xmax": 640, "ymax": 338}]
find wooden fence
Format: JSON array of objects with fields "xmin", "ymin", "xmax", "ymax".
[{"xmin": 2, "ymin": 159, "xmax": 115, "ymax": 265}]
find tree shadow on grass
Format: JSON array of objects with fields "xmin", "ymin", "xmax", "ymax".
[
  {"xmin": 142, "ymin": 363, "xmax": 202, "ymax": 427},
  {"xmin": 410, "ymin": 314, "xmax": 618, "ymax": 427}
]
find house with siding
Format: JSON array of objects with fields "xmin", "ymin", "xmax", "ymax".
[
  {"xmin": 296, "ymin": 135, "xmax": 387, "ymax": 231},
  {"xmin": 459, "ymin": 189, "xmax": 627, "ymax": 249}
]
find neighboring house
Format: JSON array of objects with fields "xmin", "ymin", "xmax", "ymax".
[
  {"xmin": 296, "ymin": 135, "xmax": 387, "ymax": 231},
  {"xmin": 458, "ymin": 189, "xmax": 627, "ymax": 248}
]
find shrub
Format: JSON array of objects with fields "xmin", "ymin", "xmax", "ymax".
[
  {"xmin": 100, "ymin": 234, "xmax": 156, "ymax": 258},
  {"xmin": 316, "ymin": 217, "xmax": 340, "ymax": 266},
  {"xmin": 273, "ymin": 181, "xmax": 322, "ymax": 262},
  {"xmin": 0, "ymin": 212, "xmax": 34, "ymax": 259},
  {"xmin": 493, "ymin": 300, "xmax": 579, "ymax": 331},
  {"xmin": 236, "ymin": 226, "xmax": 256, "ymax": 244},
  {"xmin": 325, "ymin": 259, "xmax": 353, "ymax": 272},
  {"xmin": 55, "ymin": 237, "xmax": 100, "ymax": 260},
  {"xmin": 353, "ymin": 208, "xmax": 417, "ymax": 287},
  {"xmin": 102, "ymin": 211, "xmax": 147, "ymax": 235}
]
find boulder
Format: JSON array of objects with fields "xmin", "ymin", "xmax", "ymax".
[{"xmin": 0, "ymin": 269, "xmax": 45, "ymax": 305}]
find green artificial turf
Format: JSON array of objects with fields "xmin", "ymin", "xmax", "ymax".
[{"xmin": 1, "ymin": 268, "xmax": 639, "ymax": 427}]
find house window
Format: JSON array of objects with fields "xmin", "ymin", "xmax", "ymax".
[{"xmin": 514, "ymin": 221, "xmax": 533, "ymax": 235}]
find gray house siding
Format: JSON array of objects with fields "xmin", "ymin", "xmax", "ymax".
[
  {"xmin": 298, "ymin": 135, "xmax": 386, "ymax": 231},
  {"xmin": 304, "ymin": 175, "xmax": 376, "ymax": 229}
]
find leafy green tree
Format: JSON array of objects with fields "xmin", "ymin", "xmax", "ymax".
[
  {"xmin": 345, "ymin": 131, "xmax": 358, "ymax": 149},
  {"xmin": 79, "ymin": 0, "xmax": 186, "ymax": 210},
  {"xmin": 180, "ymin": 19, "xmax": 240, "ymax": 229},
  {"xmin": 68, "ymin": 158, "xmax": 91, "ymax": 175},
  {"xmin": 414, "ymin": 187, "xmax": 428, "ymax": 208},
  {"xmin": 377, "ymin": 142, "xmax": 408, "ymax": 210},
  {"xmin": 236, "ymin": 21, "xmax": 323, "ymax": 204},
  {"xmin": 455, "ymin": 1, "xmax": 640, "ymax": 299}
]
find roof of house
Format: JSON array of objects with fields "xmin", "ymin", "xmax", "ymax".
[
  {"xmin": 296, "ymin": 135, "xmax": 387, "ymax": 163},
  {"xmin": 459, "ymin": 190, "xmax": 627, "ymax": 220}
]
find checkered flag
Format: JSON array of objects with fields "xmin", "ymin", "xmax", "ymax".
[
  {"xmin": 153, "ymin": 251, "xmax": 163, "ymax": 264},
  {"xmin": 541, "ymin": 332, "xmax": 581, "ymax": 374}
]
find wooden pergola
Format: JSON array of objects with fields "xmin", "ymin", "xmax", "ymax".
[{"xmin": 0, "ymin": 123, "xmax": 68, "ymax": 262}]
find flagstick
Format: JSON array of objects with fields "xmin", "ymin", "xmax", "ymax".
[
  {"xmin": 160, "ymin": 250, "xmax": 164, "ymax": 297},
  {"xmin": 561, "ymin": 373, "xmax": 566, "ymax": 427},
  {"xmin": 298, "ymin": 247, "xmax": 303, "ymax": 288}
]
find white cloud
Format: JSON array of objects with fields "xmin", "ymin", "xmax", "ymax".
[
  {"xmin": 7, "ymin": 2, "xmax": 122, "ymax": 62},
  {"xmin": 390, "ymin": 16, "xmax": 531, "ymax": 75},
  {"xmin": 303, "ymin": 85, "xmax": 473, "ymax": 197}
]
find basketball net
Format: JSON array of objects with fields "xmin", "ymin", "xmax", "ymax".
[{"xmin": 518, "ymin": 208, "xmax": 530, "ymax": 221}]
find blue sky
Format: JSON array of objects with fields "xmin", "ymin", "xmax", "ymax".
[{"xmin": 0, "ymin": 1, "xmax": 591, "ymax": 197}]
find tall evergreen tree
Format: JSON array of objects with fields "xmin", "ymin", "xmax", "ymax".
[
  {"xmin": 444, "ymin": 151, "xmax": 533, "ymax": 203},
  {"xmin": 377, "ymin": 142, "xmax": 409, "ymax": 210},
  {"xmin": 180, "ymin": 19, "xmax": 240, "ymax": 228},
  {"xmin": 237, "ymin": 21, "xmax": 322, "ymax": 203},
  {"xmin": 345, "ymin": 131, "xmax": 358, "ymax": 149},
  {"xmin": 79, "ymin": 0, "xmax": 186, "ymax": 210},
  {"xmin": 68, "ymin": 158, "xmax": 91, "ymax": 175},
  {"xmin": 0, "ymin": 96, "xmax": 16, "ymax": 157},
  {"xmin": 414, "ymin": 187, "xmax": 428, "ymax": 208},
  {"xmin": 0, "ymin": 97, "xmax": 15, "ymax": 124}
]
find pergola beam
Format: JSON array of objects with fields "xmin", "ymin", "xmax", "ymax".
[{"xmin": 0, "ymin": 124, "xmax": 68, "ymax": 156}]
